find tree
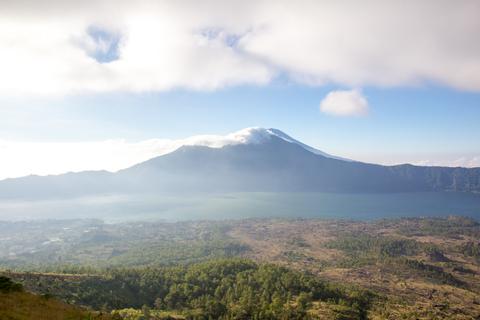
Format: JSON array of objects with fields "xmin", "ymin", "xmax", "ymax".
[
  {"xmin": 154, "ymin": 297, "xmax": 163, "ymax": 310},
  {"xmin": 296, "ymin": 292, "xmax": 312, "ymax": 312},
  {"xmin": 142, "ymin": 304, "xmax": 151, "ymax": 319}
]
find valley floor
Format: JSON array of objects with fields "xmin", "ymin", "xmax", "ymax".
[{"xmin": 1, "ymin": 216, "xmax": 480, "ymax": 319}]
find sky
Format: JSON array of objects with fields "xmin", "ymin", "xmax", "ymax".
[{"xmin": 0, "ymin": 0, "xmax": 479, "ymax": 179}]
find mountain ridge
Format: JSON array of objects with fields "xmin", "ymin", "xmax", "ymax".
[{"xmin": 0, "ymin": 131, "xmax": 479, "ymax": 199}]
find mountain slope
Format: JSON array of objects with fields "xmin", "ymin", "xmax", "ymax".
[
  {"xmin": 0, "ymin": 276, "xmax": 112, "ymax": 320},
  {"xmin": 119, "ymin": 135, "xmax": 480, "ymax": 193},
  {"xmin": 267, "ymin": 128, "xmax": 351, "ymax": 161},
  {"xmin": 0, "ymin": 128, "xmax": 479, "ymax": 199}
]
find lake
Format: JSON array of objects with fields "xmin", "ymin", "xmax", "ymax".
[{"xmin": 0, "ymin": 191, "xmax": 479, "ymax": 222}]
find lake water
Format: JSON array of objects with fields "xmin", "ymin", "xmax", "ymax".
[{"xmin": 0, "ymin": 192, "xmax": 479, "ymax": 222}]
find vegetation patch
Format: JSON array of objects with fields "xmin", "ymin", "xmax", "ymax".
[
  {"xmin": 324, "ymin": 234, "xmax": 420, "ymax": 268},
  {"xmin": 400, "ymin": 259, "xmax": 466, "ymax": 288},
  {"xmin": 394, "ymin": 216, "xmax": 480, "ymax": 238},
  {"xmin": 0, "ymin": 276, "xmax": 23, "ymax": 293}
]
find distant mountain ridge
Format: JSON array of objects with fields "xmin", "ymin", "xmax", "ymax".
[{"xmin": 0, "ymin": 128, "xmax": 479, "ymax": 199}]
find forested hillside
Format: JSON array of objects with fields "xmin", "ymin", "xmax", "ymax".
[{"xmin": 6, "ymin": 259, "xmax": 372, "ymax": 320}]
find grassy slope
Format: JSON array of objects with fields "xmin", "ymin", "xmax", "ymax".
[{"xmin": 0, "ymin": 291, "xmax": 112, "ymax": 320}]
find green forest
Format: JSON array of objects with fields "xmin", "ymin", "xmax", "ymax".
[{"xmin": 6, "ymin": 259, "xmax": 372, "ymax": 320}]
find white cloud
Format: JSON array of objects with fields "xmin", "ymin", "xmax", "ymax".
[
  {"xmin": 412, "ymin": 156, "xmax": 480, "ymax": 168},
  {"xmin": 0, "ymin": 0, "xmax": 479, "ymax": 96},
  {"xmin": 351, "ymin": 153, "xmax": 480, "ymax": 168},
  {"xmin": 319, "ymin": 89, "xmax": 368, "ymax": 116}
]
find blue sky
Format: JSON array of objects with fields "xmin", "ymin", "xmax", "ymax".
[
  {"xmin": 0, "ymin": 0, "xmax": 479, "ymax": 178},
  {"xmin": 2, "ymin": 83, "xmax": 479, "ymax": 163}
]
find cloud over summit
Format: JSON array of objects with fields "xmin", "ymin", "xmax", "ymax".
[{"xmin": 1, "ymin": 0, "xmax": 479, "ymax": 96}]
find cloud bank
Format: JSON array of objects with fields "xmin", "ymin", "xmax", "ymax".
[
  {"xmin": 0, "ymin": 0, "xmax": 479, "ymax": 96},
  {"xmin": 320, "ymin": 89, "xmax": 368, "ymax": 116}
]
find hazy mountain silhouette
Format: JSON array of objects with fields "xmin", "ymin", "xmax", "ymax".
[{"xmin": 0, "ymin": 128, "xmax": 479, "ymax": 199}]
